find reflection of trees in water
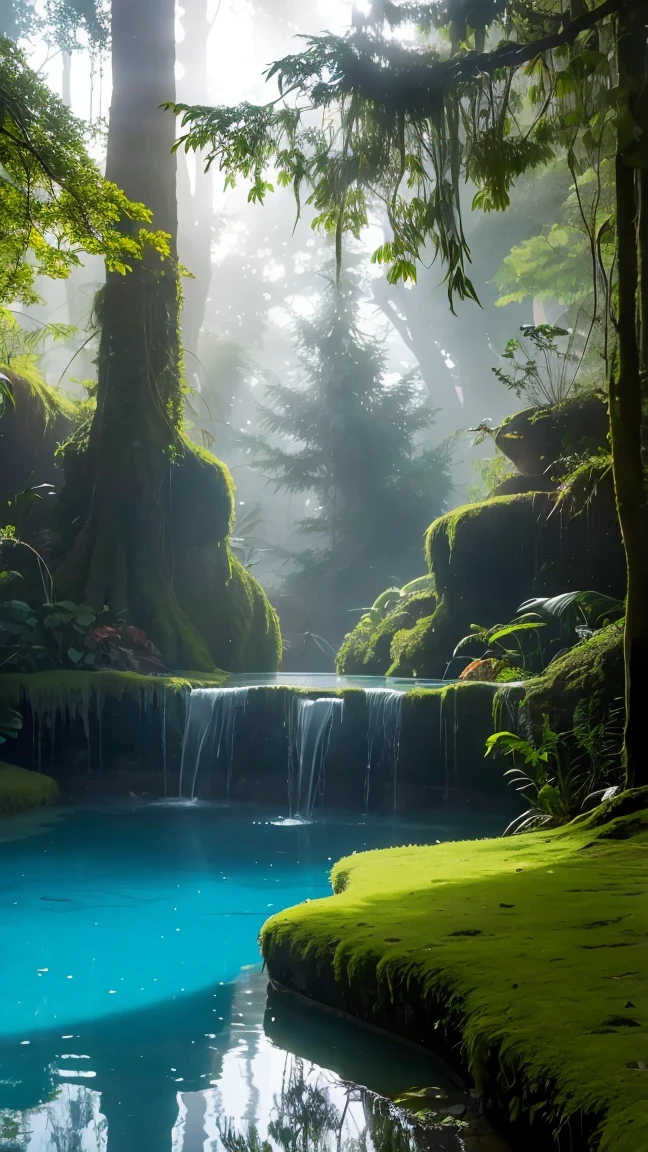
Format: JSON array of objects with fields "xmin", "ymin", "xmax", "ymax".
[
  {"xmin": 269, "ymin": 1059, "xmax": 340, "ymax": 1152},
  {"xmin": 0, "ymin": 1106, "xmax": 31, "ymax": 1150},
  {"xmin": 0, "ymin": 1086, "xmax": 107, "ymax": 1152},
  {"xmin": 45, "ymin": 1086, "xmax": 106, "ymax": 1152},
  {"xmin": 217, "ymin": 1058, "xmax": 419, "ymax": 1152},
  {"xmin": 362, "ymin": 1095, "xmax": 419, "ymax": 1152}
]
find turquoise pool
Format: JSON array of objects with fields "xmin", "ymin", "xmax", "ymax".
[{"xmin": 0, "ymin": 802, "xmax": 504, "ymax": 1150}]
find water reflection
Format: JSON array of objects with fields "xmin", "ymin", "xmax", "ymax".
[{"xmin": 0, "ymin": 971, "xmax": 465, "ymax": 1152}]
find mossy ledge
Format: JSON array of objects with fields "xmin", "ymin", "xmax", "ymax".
[
  {"xmin": 261, "ymin": 795, "xmax": 648, "ymax": 1151},
  {"xmin": 0, "ymin": 761, "xmax": 59, "ymax": 814},
  {"xmin": 0, "ymin": 668, "xmax": 228, "ymax": 734}
]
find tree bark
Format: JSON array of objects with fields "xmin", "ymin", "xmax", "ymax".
[
  {"xmin": 609, "ymin": 3, "xmax": 648, "ymax": 788},
  {"xmin": 177, "ymin": 0, "xmax": 215, "ymax": 363},
  {"xmin": 54, "ymin": 0, "xmax": 213, "ymax": 669}
]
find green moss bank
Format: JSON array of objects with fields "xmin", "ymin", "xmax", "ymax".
[
  {"xmin": 261, "ymin": 795, "xmax": 648, "ymax": 1151},
  {"xmin": 0, "ymin": 761, "xmax": 59, "ymax": 814}
]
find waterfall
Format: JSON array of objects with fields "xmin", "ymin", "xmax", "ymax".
[
  {"xmin": 288, "ymin": 697, "xmax": 344, "ymax": 820},
  {"xmin": 179, "ymin": 687, "xmax": 249, "ymax": 800},
  {"xmin": 365, "ymin": 689, "xmax": 403, "ymax": 811},
  {"xmin": 178, "ymin": 684, "xmax": 407, "ymax": 814}
]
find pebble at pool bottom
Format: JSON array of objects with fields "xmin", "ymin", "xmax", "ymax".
[{"xmin": 0, "ymin": 801, "xmax": 504, "ymax": 1151}]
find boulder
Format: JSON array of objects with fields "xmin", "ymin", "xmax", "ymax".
[{"xmin": 494, "ymin": 391, "xmax": 608, "ymax": 476}]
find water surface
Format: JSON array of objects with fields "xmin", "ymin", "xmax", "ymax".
[{"xmin": 0, "ymin": 802, "xmax": 504, "ymax": 1151}]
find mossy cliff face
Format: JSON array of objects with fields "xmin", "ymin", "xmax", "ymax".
[
  {"xmin": 398, "ymin": 682, "xmax": 509, "ymax": 802},
  {"xmin": 261, "ymin": 794, "xmax": 648, "ymax": 1152}
]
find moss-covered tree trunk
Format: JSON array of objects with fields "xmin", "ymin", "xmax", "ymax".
[
  {"xmin": 54, "ymin": 0, "xmax": 213, "ymax": 670},
  {"xmin": 609, "ymin": 4, "xmax": 648, "ymax": 789}
]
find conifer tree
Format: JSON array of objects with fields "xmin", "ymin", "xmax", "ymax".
[{"xmin": 247, "ymin": 266, "xmax": 451, "ymax": 645}]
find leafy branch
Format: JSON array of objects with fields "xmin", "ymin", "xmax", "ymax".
[{"xmin": 168, "ymin": 0, "xmax": 632, "ymax": 307}]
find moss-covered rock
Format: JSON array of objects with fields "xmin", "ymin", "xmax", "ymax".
[
  {"xmin": 0, "ymin": 371, "xmax": 77, "ymax": 536},
  {"xmin": 494, "ymin": 390, "xmax": 609, "ymax": 476},
  {"xmin": 491, "ymin": 473, "xmax": 555, "ymax": 496},
  {"xmin": 0, "ymin": 668, "xmax": 226, "ymax": 788},
  {"xmin": 261, "ymin": 798, "xmax": 648, "ymax": 1152},
  {"xmin": 0, "ymin": 761, "xmax": 59, "ymax": 814},
  {"xmin": 170, "ymin": 443, "xmax": 281, "ymax": 671},
  {"xmin": 339, "ymin": 459, "xmax": 625, "ymax": 679},
  {"xmin": 388, "ymin": 493, "xmax": 557, "ymax": 677},
  {"xmin": 57, "ymin": 434, "xmax": 281, "ymax": 672},
  {"xmin": 523, "ymin": 622, "xmax": 623, "ymax": 736},
  {"xmin": 337, "ymin": 592, "xmax": 436, "ymax": 675}
]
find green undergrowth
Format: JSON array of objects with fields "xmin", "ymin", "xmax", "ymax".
[
  {"xmin": 261, "ymin": 794, "xmax": 648, "ymax": 1151},
  {"xmin": 0, "ymin": 761, "xmax": 59, "ymax": 813},
  {"xmin": 3, "ymin": 367, "xmax": 80, "ymax": 425}
]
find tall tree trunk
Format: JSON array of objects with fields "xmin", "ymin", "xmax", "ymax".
[
  {"xmin": 177, "ymin": 0, "xmax": 215, "ymax": 363},
  {"xmin": 609, "ymin": 3, "xmax": 648, "ymax": 788},
  {"xmin": 54, "ymin": 0, "xmax": 213, "ymax": 669}
]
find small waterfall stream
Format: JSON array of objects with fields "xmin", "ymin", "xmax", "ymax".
[
  {"xmin": 178, "ymin": 684, "xmax": 407, "ymax": 812},
  {"xmin": 287, "ymin": 697, "xmax": 344, "ymax": 820},
  {"xmin": 179, "ymin": 687, "xmax": 249, "ymax": 800},
  {"xmin": 365, "ymin": 689, "xmax": 403, "ymax": 810}
]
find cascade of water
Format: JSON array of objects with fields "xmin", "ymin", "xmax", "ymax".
[
  {"xmin": 178, "ymin": 687, "xmax": 249, "ymax": 800},
  {"xmin": 364, "ymin": 689, "xmax": 403, "ymax": 812},
  {"xmin": 288, "ymin": 697, "xmax": 344, "ymax": 820}
]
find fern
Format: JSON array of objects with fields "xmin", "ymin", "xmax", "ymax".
[{"xmin": 0, "ymin": 308, "xmax": 78, "ymax": 422}]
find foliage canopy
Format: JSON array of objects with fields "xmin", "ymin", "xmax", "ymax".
[
  {"xmin": 0, "ymin": 37, "xmax": 167, "ymax": 306},
  {"xmin": 170, "ymin": 0, "xmax": 625, "ymax": 312}
]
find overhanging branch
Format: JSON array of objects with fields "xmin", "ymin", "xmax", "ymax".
[{"xmin": 293, "ymin": 0, "xmax": 628, "ymax": 112}]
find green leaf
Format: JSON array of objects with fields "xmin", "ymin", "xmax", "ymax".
[
  {"xmin": 67, "ymin": 647, "xmax": 85, "ymax": 664},
  {"xmin": 489, "ymin": 621, "xmax": 546, "ymax": 643},
  {"xmin": 72, "ymin": 605, "xmax": 96, "ymax": 627}
]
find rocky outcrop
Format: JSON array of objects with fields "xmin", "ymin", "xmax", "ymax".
[
  {"xmin": 337, "ymin": 393, "xmax": 624, "ymax": 680},
  {"xmin": 494, "ymin": 390, "xmax": 608, "ymax": 477}
]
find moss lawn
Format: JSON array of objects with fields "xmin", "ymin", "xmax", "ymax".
[{"xmin": 261, "ymin": 794, "xmax": 648, "ymax": 1151}]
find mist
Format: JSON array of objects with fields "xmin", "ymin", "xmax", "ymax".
[{"xmin": 12, "ymin": 0, "xmax": 551, "ymax": 667}]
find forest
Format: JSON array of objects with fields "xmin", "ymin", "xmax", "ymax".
[{"xmin": 0, "ymin": 0, "xmax": 646, "ymax": 1150}]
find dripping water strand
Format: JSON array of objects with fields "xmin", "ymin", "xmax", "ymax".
[
  {"xmin": 365, "ymin": 689, "xmax": 403, "ymax": 813},
  {"xmin": 288, "ymin": 697, "xmax": 344, "ymax": 820},
  {"xmin": 179, "ymin": 687, "xmax": 249, "ymax": 800}
]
